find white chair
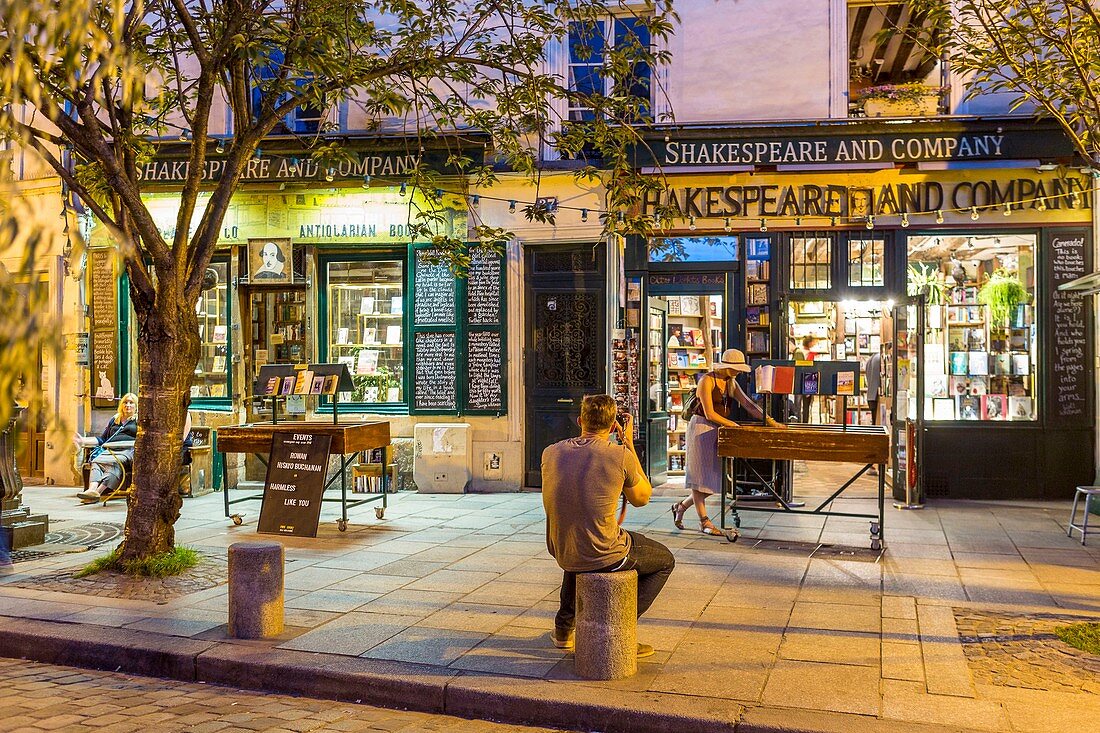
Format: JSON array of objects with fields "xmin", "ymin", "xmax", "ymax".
[{"xmin": 1068, "ymin": 486, "xmax": 1100, "ymax": 545}]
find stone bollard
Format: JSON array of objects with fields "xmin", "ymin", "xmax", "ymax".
[
  {"xmin": 228, "ymin": 541, "xmax": 284, "ymax": 639},
  {"xmin": 575, "ymin": 570, "xmax": 637, "ymax": 680}
]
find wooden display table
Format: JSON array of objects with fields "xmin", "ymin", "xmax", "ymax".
[
  {"xmin": 718, "ymin": 424, "xmax": 889, "ymax": 550},
  {"xmin": 217, "ymin": 421, "xmax": 391, "ymax": 532}
]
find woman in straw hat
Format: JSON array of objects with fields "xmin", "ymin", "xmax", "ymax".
[{"xmin": 672, "ymin": 349, "xmax": 782, "ymax": 536}]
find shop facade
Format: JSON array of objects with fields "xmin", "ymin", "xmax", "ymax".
[{"xmin": 625, "ymin": 119, "xmax": 1095, "ymax": 500}]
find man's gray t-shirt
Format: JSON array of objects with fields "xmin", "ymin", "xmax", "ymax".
[
  {"xmin": 542, "ymin": 437, "xmax": 643, "ymax": 573},
  {"xmin": 866, "ymin": 353, "xmax": 882, "ymax": 400}
]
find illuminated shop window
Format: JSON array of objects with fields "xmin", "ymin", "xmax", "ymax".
[
  {"xmin": 193, "ymin": 260, "xmax": 231, "ymax": 402},
  {"xmin": 790, "ymin": 236, "xmax": 832, "ymax": 290},
  {"xmin": 848, "ymin": 237, "xmax": 885, "ymax": 287}
]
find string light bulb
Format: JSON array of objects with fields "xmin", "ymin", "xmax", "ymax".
[
  {"xmin": 830, "ymin": 216, "xmax": 838, "ymax": 227},
  {"xmin": 1037, "ymin": 197, "xmax": 1047, "ymax": 211},
  {"xmin": 399, "ymin": 182, "xmax": 407, "ymax": 196},
  {"xmin": 581, "ymin": 208, "xmax": 589, "ymax": 222},
  {"xmin": 759, "ymin": 218, "xmax": 768, "ymax": 232},
  {"xmin": 178, "ymin": 129, "xmax": 189, "ymax": 142},
  {"xmin": 215, "ymin": 138, "xmax": 225, "ymax": 154},
  {"xmin": 508, "ymin": 200, "xmax": 516, "ymax": 213},
  {"xmin": 970, "ymin": 206, "xmax": 980, "ymax": 221},
  {"xmin": 724, "ymin": 217, "xmax": 732, "ymax": 233},
  {"xmin": 866, "ymin": 215, "xmax": 875, "ymax": 230},
  {"xmin": 325, "ymin": 168, "xmax": 335, "ymax": 182},
  {"xmin": 901, "ymin": 212, "xmax": 910, "ymax": 228},
  {"xmin": 471, "ymin": 195, "xmax": 480, "ymax": 206},
  {"xmin": 434, "ymin": 188, "xmax": 443, "ymax": 200},
  {"xmin": 1003, "ymin": 202, "xmax": 1012, "ymax": 216},
  {"xmin": 361, "ymin": 175, "xmax": 371, "ymax": 189},
  {"xmin": 617, "ymin": 211, "xmax": 625, "ymax": 224},
  {"xmin": 254, "ymin": 147, "xmax": 263, "ymax": 159},
  {"xmin": 795, "ymin": 217, "xmax": 803, "ymax": 226},
  {"xmin": 935, "ymin": 210, "xmax": 944, "ymax": 224},
  {"xmin": 688, "ymin": 215, "xmax": 697, "ymax": 231}
]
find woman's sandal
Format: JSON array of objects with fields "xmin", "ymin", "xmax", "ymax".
[
  {"xmin": 700, "ymin": 517, "xmax": 724, "ymax": 536},
  {"xmin": 671, "ymin": 502, "xmax": 687, "ymax": 530}
]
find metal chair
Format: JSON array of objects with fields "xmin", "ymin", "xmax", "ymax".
[{"xmin": 1068, "ymin": 486, "xmax": 1100, "ymax": 545}]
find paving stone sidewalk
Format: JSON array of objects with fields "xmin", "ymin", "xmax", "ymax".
[{"xmin": 1, "ymin": 467, "xmax": 1099, "ymax": 733}]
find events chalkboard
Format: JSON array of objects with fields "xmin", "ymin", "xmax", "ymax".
[
  {"xmin": 1048, "ymin": 230, "xmax": 1091, "ymax": 425},
  {"xmin": 414, "ymin": 331, "xmax": 458, "ymax": 411},
  {"xmin": 257, "ymin": 432, "xmax": 332, "ymax": 538},
  {"xmin": 89, "ymin": 250, "xmax": 119, "ymax": 406},
  {"xmin": 414, "ymin": 248, "xmax": 457, "ymax": 325},
  {"xmin": 467, "ymin": 247, "xmax": 502, "ymax": 325},
  {"xmin": 466, "ymin": 330, "xmax": 503, "ymax": 411}
]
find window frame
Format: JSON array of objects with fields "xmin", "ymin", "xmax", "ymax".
[
  {"xmin": 190, "ymin": 256, "xmax": 234, "ymax": 411},
  {"xmin": 565, "ymin": 14, "xmax": 654, "ymax": 123}
]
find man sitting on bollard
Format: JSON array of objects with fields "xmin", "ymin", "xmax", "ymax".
[{"xmin": 542, "ymin": 394, "xmax": 675, "ymax": 658}]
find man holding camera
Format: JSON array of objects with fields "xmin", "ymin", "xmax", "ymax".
[{"xmin": 542, "ymin": 394, "xmax": 675, "ymax": 657}]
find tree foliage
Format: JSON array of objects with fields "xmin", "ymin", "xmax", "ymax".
[
  {"xmin": 905, "ymin": 0, "xmax": 1100, "ymax": 165},
  {"xmin": 0, "ymin": 0, "xmax": 676, "ymax": 560}
]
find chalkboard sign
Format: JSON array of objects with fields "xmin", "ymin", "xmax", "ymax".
[
  {"xmin": 466, "ymin": 330, "xmax": 503, "ymax": 411},
  {"xmin": 257, "ymin": 432, "xmax": 332, "ymax": 538},
  {"xmin": 89, "ymin": 250, "xmax": 119, "ymax": 406},
  {"xmin": 414, "ymin": 247, "xmax": 457, "ymax": 325},
  {"xmin": 1047, "ymin": 230, "xmax": 1091, "ymax": 426},
  {"xmin": 414, "ymin": 331, "xmax": 458, "ymax": 411},
  {"xmin": 467, "ymin": 246, "xmax": 502, "ymax": 325}
]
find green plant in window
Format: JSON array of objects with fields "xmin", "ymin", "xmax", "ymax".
[
  {"xmin": 907, "ymin": 263, "xmax": 946, "ymax": 304},
  {"xmin": 977, "ymin": 269, "xmax": 1028, "ymax": 325}
]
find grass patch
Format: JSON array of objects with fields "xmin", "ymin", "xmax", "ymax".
[
  {"xmin": 1054, "ymin": 622, "xmax": 1100, "ymax": 655},
  {"xmin": 75, "ymin": 546, "xmax": 201, "ymax": 578}
]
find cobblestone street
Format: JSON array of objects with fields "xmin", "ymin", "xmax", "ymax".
[{"xmin": 0, "ymin": 658, "xmax": 565, "ymax": 733}]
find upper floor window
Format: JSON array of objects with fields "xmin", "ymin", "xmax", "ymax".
[
  {"xmin": 848, "ymin": 1, "xmax": 944, "ymax": 117},
  {"xmin": 250, "ymin": 50, "xmax": 329, "ymax": 133},
  {"xmin": 567, "ymin": 16, "xmax": 652, "ymax": 122}
]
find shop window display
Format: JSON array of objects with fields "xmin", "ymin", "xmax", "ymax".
[
  {"xmin": 327, "ymin": 259, "xmax": 405, "ymax": 404},
  {"xmin": 790, "ymin": 236, "xmax": 832, "ymax": 290},
  {"xmin": 908, "ymin": 234, "xmax": 1037, "ymax": 422},
  {"xmin": 193, "ymin": 260, "xmax": 230, "ymax": 399}
]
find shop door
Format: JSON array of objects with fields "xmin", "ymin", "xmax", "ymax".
[
  {"xmin": 890, "ymin": 298, "xmax": 924, "ymax": 506},
  {"xmin": 645, "ymin": 299, "xmax": 669, "ymax": 484},
  {"xmin": 524, "ymin": 244, "xmax": 606, "ymax": 488},
  {"xmin": 15, "ymin": 276, "xmax": 48, "ymax": 479},
  {"xmin": 240, "ymin": 285, "xmax": 308, "ymax": 422}
]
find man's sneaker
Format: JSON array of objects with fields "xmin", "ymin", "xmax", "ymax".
[
  {"xmin": 636, "ymin": 642, "xmax": 655, "ymax": 658},
  {"xmin": 552, "ymin": 627, "xmax": 575, "ymax": 650}
]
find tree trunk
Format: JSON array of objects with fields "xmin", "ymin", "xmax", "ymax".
[{"xmin": 117, "ymin": 287, "xmax": 200, "ymax": 562}]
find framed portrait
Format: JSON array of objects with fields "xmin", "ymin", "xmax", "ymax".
[
  {"xmin": 794, "ymin": 300, "xmax": 825, "ymax": 316},
  {"xmin": 248, "ymin": 238, "xmax": 293, "ymax": 284}
]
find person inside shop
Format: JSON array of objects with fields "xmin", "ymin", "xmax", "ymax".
[
  {"xmin": 865, "ymin": 350, "xmax": 882, "ymax": 474},
  {"xmin": 542, "ymin": 394, "xmax": 675, "ymax": 658},
  {"xmin": 793, "ymin": 335, "xmax": 820, "ymax": 422},
  {"xmin": 253, "ymin": 241, "xmax": 287, "ymax": 280},
  {"xmin": 672, "ymin": 349, "xmax": 784, "ymax": 536},
  {"xmin": 74, "ymin": 393, "xmax": 138, "ymax": 503}
]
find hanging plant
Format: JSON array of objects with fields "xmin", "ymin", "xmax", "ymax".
[
  {"xmin": 977, "ymin": 269, "xmax": 1028, "ymax": 325},
  {"xmin": 907, "ymin": 263, "xmax": 946, "ymax": 304}
]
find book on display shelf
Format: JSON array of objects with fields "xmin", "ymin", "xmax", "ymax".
[
  {"xmin": 801, "ymin": 370, "xmax": 820, "ymax": 395},
  {"xmin": 835, "ymin": 371, "xmax": 855, "ymax": 396},
  {"xmin": 309, "ymin": 375, "xmax": 326, "ymax": 395},
  {"xmin": 968, "ymin": 351, "xmax": 988, "ymax": 376},
  {"xmin": 1008, "ymin": 396, "xmax": 1034, "ymax": 420},
  {"xmin": 773, "ymin": 365, "xmax": 796, "ymax": 394},
  {"xmin": 263, "ymin": 376, "xmax": 280, "ymax": 395},
  {"xmin": 336, "ymin": 327, "xmax": 350, "ymax": 345},
  {"xmin": 949, "ymin": 352, "xmax": 968, "ymax": 375},
  {"xmin": 1012, "ymin": 354, "xmax": 1030, "ymax": 375},
  {"xmin": 968, "ymin": 376, "xmax": 988, "ymax": 395},
  {"xmin": 293, "ymin": 370, "xmax": 314, "ymax": 394},
  {"xmin": 386, "ymin": 325, "xmax": 402, "ymax": 344},
  {"xmin": 280, "ymin": 376, "xmax": 296, "ymax": 395},
  {"xmin": 992, "ymin": 353, "xmax": 1012, "ymax": 376},
  {"xmin": 981, "ymin": 394, "xmax": 1007, "ymax": 421},
  {"xmin": 667, "ymin": 297, "xmax": 681, "ymax": 315},
  {"xmin": 681, "ymin": 297, "xmax": 701, "ymax": 316},
  {"xmin": 323, "ymin": 375, "xmax": 340, "ymax": 395},
  {"xmin": 932, "ymin": 397, "xmax": 956, "ymax": 420},
  {"xmin": 959, "ymin": 395, "xmax": 981, "ymax": 420},
  {"xmin": 359, "ymin": 296, "xmax": 375, "ymax": 314},
  {"xmin": 755, "ymin": 365, "xmax": 774, "ymax": 393}
]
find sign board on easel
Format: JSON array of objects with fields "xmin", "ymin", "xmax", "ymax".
[{"xmin": 257, "ymin": 432, "xmax": 332, "ymax": 537}]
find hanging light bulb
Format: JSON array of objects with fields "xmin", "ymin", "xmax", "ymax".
[
  {"xmin": 215, "ymin": 138, "xmax": 225, "ymax": 154},
  {"xmin": 759, "ymin": 218, "xmax": 768, "ymax": 232},
  {"xmin": 1003, "ymin": 202, "xmax": 1012, "ymax": 216},
  {"xmin": 935, "ymin": 210, "xmax": 944, "ymax": 224},
  {"xmin": 1070, "ymin": 191, "xmax": 1080, "ymax": 207},
  {"xmin": 434, "ymin": 189, "xmax": 443, "ymax": 200},
  {"xmin": 617, "ymin": 211, "xmax": 625, "ymax": 224},
  {"xmin": 178, "ymin": 129, "xmax": 189, "ymax": 142},
  {"xmin": 688, "ymin": 215, "xmax": 697, "ymax": 231},
  {"xmin": 361, "ymin": 174, "xmax": 371, "ymax": 189},
  {"xmin": 325, "ymin": 167, "xmax": 335, "ymax": 182},
  {"xmin": 254, "ymin": 147, "xmax": 263, "ymax": 158},
  {"xmin": 581, "ymin": 208, "xmax": 589, "ymax": 222},
  {"xmin": 865, "ymin": 215, "xmax": 875, "ymax": 230},
  {"xmin": 830, "ymin": 216, "xmax": 838, "ymax": 227},
  {"xmin": 399, "ymin": 182, "xmax": 407, "ymax": 196},
  {"xmin": 795, "ymin": 216, "xmax": 802, "ymax": 226},
  {"xmin": 970, "ymin": 206, "xmax": 980, "ymax": 221},
  {"xmin": 508, "ymin": 200, "xmax": 516, "ymax": 213},
  {"xmin": 723, "ymin": 217, "xmax": 732, "ymax": 233},
  {"xmin": 1037, "ymin": 197, "xmax": 1047, "ymax": 211},
  {"xmin": 901, "ymin": 212, "xmax": 910, "ymax": 228},
  {"xmin": 471, "ymin": 194, "xmax": 480, "ymax": 206}
]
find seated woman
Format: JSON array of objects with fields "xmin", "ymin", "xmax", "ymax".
[{"xmin": 74, "ymin": 393, "xmax": 138, "ymax": 503}]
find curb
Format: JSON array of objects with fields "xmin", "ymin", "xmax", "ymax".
[{"xmin": 0, "ymin": 617, "xmax": 984, "ymax": 733}]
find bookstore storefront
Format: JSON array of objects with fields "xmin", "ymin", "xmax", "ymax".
[
  {"xmin": 632, "ymin": 123, "xmax": 1094, "ymax": 500},
  {"xmin": 88, "ymin": 148, "xmax": 520, "ymax": 491}
]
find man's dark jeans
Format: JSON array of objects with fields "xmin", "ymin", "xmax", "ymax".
[{"xmin": 555, "ymin": 530, "xmax": 675, "ymax": 633}]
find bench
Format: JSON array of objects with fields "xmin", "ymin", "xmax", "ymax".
[{"xmin": 574, "ymin": 570, "xmax": 638, "ymax": 680}]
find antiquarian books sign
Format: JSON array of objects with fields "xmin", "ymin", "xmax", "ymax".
[{"xmin": 257, "ymin": 432, "xmax": 332, "ymax": 538}]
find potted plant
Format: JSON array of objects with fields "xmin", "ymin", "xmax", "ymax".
[
  {"xmin": 907, "ymin": 262, "xmax": 946, "ymax": 304},
  {"xmin": 978, "ymin": 269, "xmax": 1029, "ymax": 325},
  {"xmin": 856, "ymin": 83, "xmax": 946, "ymax": 117}
]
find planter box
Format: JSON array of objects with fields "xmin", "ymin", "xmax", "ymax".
[{"xmin": 863, "ymin": 95, "xmax": 940, "ymax": 117}]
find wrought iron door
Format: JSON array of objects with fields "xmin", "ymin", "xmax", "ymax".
[{"xmin": 524, "ymin": 245, "xmax": 606, "ymax": 487}]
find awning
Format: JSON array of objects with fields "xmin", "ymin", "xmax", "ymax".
[{"xmin": 1058, "ymin": 271, "xmax": 1100, "ymax": 295}]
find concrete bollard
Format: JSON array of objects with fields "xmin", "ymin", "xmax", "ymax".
[
  {"xmin": 575, "ymin": 570, "xmax": 637, "ymax": 680},
  {"xmin": 228, "ymin": 541, "xmax": 284, "ymax": 639}
]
